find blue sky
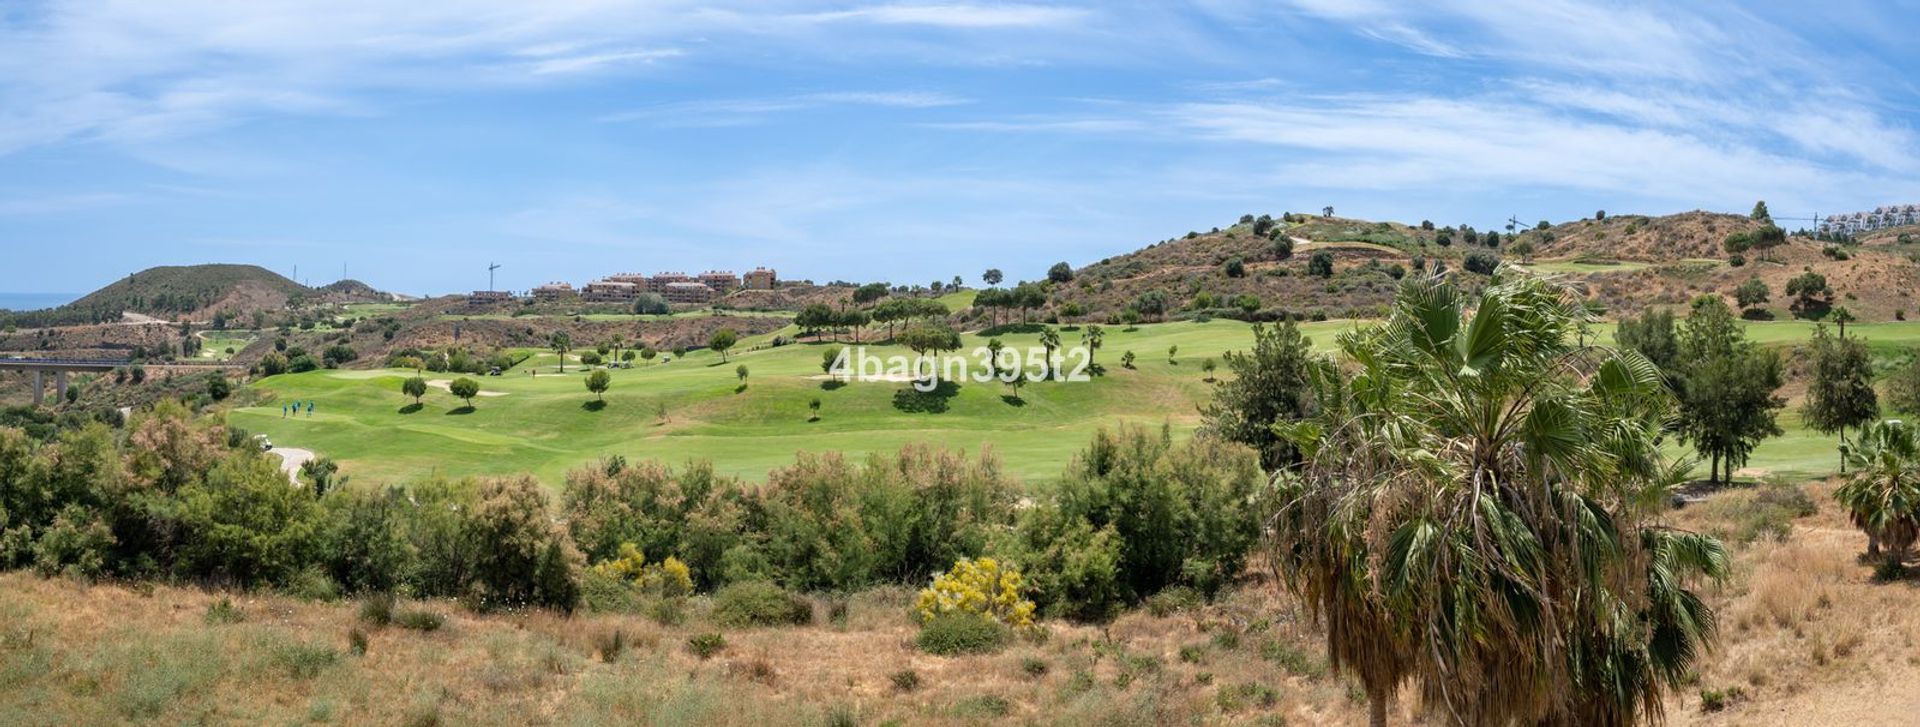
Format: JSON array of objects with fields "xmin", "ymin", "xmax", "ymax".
[{"xmin": 2, "ymin": 1, "xmax": 1917, "ymax": 297}]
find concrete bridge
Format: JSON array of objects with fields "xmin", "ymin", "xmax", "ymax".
[{"xmin": 0, "ymin": 357, "xmax": 128, "ymax": 406}]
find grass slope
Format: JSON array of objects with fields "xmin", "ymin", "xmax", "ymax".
[
  {"xmin": 233, "ymin": 318, "xmax": 1920, "ymax": 488},
  {"xmin": 233, "ymin": 320, "xmax": 1349, "ymax": 485}
]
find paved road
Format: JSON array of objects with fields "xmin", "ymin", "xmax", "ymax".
[{"xmin": 273, "ymin": 447, "xmax": 315, "ymax": 486}]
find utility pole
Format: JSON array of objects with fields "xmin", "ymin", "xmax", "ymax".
[{"xmin": 488, "ymin": 262, "xmax": 502, "ymax": 292}]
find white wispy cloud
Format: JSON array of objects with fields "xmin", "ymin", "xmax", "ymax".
[
  {"xmin": 795, "ymin": 4, "xmax": 1092, "ymax": 28},
  {"xmin": 600, "ymin": 90, "xmax": 971, "ymax": 126},
  {"xmin": 0, "ymin": 1, "xmax": 1088, "ymax": 156}
]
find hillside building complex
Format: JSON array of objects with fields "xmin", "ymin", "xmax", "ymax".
[
  {"xmin": 662, "ymin": 281, "xmax": 717, "ymax": 303},
  {"xmin": 582, "ymin": 280, "xmax": 639, "ymax": 303},
  {"xmin": 531, "ymin": 282, "xmax": 575, "ymax": 301},
  {"xmin": 471, "ymin": 266, "xmax": 774, "ymax": 304},
  {"xmin": 1821, "ymin": 204, "xmax": 1920, "ymax": 235}
]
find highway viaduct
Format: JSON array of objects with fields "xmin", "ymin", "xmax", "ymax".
[{"xmin": 0, "ymin": 358, "xmax": 126, "ymax": 406}]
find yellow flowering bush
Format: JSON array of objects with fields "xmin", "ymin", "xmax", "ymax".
[
  {"xmin": 916, "ymin": 557, "xmax": 1035, "ymax": 630},
  {"xmin": 591, "ymin": 543, "xmax": 694, "ymax": 598}
]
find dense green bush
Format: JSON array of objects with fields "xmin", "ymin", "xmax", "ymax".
[
  {"xmin": 563, "ymin": 446, "xmax": 1017, "ymax": 594},
  {"xmin": 466, "ymin": 476, "xmax": 585, "ymax": 612},
  {"xmin": 711, "ymin": 581, "xmax": 813, "ymax": 627},
  {"xmin": 3, "ymin": 401, "xmax": 1268, "ymax": 626},
  {"xmin": 916, "ymin": 611, "xmax": 1008, "ymax": 655},
  {"xmin": 0, "ymin": 405, "xmax": 582, "ymax": 609},
  {"xmin": 994, "ymin": 425, "xmax": 1265, "ymax": 620}
]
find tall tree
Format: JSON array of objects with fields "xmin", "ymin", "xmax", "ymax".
[
  {"xmin": 1785, "ymin": 270, "xmax": 1833, "ymax": 319},
  {"xmin": 549, "ymin": 332, "xmax": 571, "ymax": 373},
  {"xmin": 1038, "ymin": 327, "xmax": 1062, "ymax": 380},
  {"xmin": 1614, "ymin": 308, "xmax": 1679, "ymax": 373},
  {"xmin": 1733, "ymin": 278, "xmax": 1769, "ymax": 314},
  {"xmin": 1889, "ymin": 350, "xmax": 1920, "ymax": 416},
  {"xmin": 1270, "ymin": 272, "xmax": 1726, "ymax": 727},
  {"xmin": 898, "ymin": 321, "xmax": 960, "ymax": 380},
  {"xmin": 1080, "ymin": 324, "xmax": 1104, "ymax": 368},
  {"xmin": 709, "ymin": 328, "xmax": 739, "ymax": 362},
  {"xmin": 1200, "ymin": 322, "xmax": 1325, "ymax": 470},
  {"xmin": 1674, "ymin": 296, "xmax": 1785, "ymax": 483},
  {"xmin": 1802, "ymin": 325, "xmax": 1880, "ymax": 470},
  {"xmin": 1831, "ymin": 305, "xmax": 1857, "ymax": 338},
  {"xmin": 982, "ymin": 268, "xmax": 1004, "ymax": 286}
]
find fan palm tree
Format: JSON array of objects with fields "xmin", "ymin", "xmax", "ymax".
[
  {"xmin": 1081, "ymin": 324, "xmax": 1104, "ymax": 368},
  {"xmin": 1835, "ymin": 420, "xmax": 1920, "ymax": 565},
  {"xmin": 1038, "ymin": 327, "xmax": 1062, "ymax": 380},
  {"xmin": 1269, "ymin": 271, "xmax": 1726, "ymax": 726}
]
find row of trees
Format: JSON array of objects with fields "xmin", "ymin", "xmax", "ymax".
[
  {"xmin": 0, "ymin": 402, "xmax": 1269, "ymax": 625},
  {"xmin": 0, "ymin": 402, "xmax": 583, "ymax": 610}
]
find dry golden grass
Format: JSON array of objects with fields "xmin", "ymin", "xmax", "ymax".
[
  {"xmin": 0, "ymin": 574, "xmax": 1381, "ymax": 725},
  {"xmin": 6, "ymin": 480, "xmax": 1920, "ymax": 725},
  {"xmin": 1669, "ymin": 480, "xmax": 1920, "ymax": 725}
]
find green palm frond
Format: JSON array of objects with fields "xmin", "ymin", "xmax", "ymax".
[{"xmin": 1269, "ymin": 269, "xmax": 1725, "ymax": 727}]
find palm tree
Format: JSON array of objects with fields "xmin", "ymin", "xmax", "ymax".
[
  {"xmin": 1835, "ymin": 420, "xmax": 1920, "ymax": 566},
  {"xmin": 1080, "ymin": 324, "xmax": 1104, "ymax": 368},
  {"xmin": 1038, "ymin": 327, "xmax": 1062, "ymax": 380},
  {"xmin": 1269, "ymin": 272, "xmax": 1726, "ymax": 726},
  {"xmin": 550, "ymin": 332, "xmax": 571, "ymax": 373}
]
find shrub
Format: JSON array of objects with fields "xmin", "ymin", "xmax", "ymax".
[
  {"xmin": 270, "ymin": 641, "xmax": 340, "ymax": 680},
  {"xmin": 890, "ymin": 669, "xmax": 922, "ymax": 692},
  {"xmin": 915, "ymin": 557, "xmax": 1035, "ymax": 630},
  {"xmin": 1260, "ymin": 639, "xmax": 1326, "ymax": 679},
  {"xmin": 998, "ymin": 425, "xmax": 1264, "ymax": 620},
  {"xmin": 590, "ymin": 543, "xmax": 695, "ymax": 597},
  {"xmin": 1216, "ymin": 682, "xmax": 1280, "ymax": 711},
  {"xmin": 466, "ymin": 476, "xmax": 584, "ymax": 612},
  {"xmin": 1307, "ymin": 251, "xmax": 1334, "ymax": 278},
  {"xmin": 347, "ymin": 628, "xmax": 368, "ymax": 656},
  {"xmin": 595, "ymin": 628, "xmax": 628, "ymax": 663},
  {"xmin": 203, "ymin": 598, "xmax": 244, "ymax": 625},
  {"xmin": 647, "ymin": 597, "xmax": 687, "ymax": 626},
  {"xmin": 394, "ymin": 609, "xmax": 445, "ymax": 632},
  {"xmin": 1699, "ymin": 686, "xmax": 1746, "ymax": 712},
  {"xmin": 1691, "ymin": 482, "xmax": 1815, "ymax": 545},
  {"xmin": 560, "ymin": 459, "xmax": 745, "ymax": 592},
  {"xmin": 916, "ymin": 611, "xmax": 1008, "ymax": 655},
  {"xmin": 1463, "ymin": 250, "xmax": 1501, "ymax": 275},
  {"xmin": 951, "ymin": 695, "xmax": 1012, "ymax": 719},
  {"xmin": 1020, "ymin": 657, "xmax": 1050, "ymax": 676},
  {"xmin": 287, "ymin": 565, "xmax": 342, "ymax": 601},
  {"xmin": 712, "ymin": 581, "xmax": 813, "ymax": 627},
  {"xmin": 687, "ymin": 632, "xmax": 726, "ymax": 660}
]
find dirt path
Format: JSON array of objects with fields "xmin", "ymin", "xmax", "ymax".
[{"xmin": 272, "ymin": 447, "xmax": 314, "ymax": 486}]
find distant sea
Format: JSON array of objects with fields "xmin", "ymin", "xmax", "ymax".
[{"xmin": 0, "ymin": 293, "xmax": 78, "ymax": 312}]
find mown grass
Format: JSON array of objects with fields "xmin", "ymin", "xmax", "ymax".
[
  {"xmin": 233, "ymin": 317, "xmax": 1920, "ymax": 489},
  {"xmin": 232, "ymin": 319, "xmax": 1359, "ymax": 484}
]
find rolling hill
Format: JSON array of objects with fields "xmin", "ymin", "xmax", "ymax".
[
  {"xmin": 1, "ymin": 264, "xmax": 313, "ymax": 327},
  {"xmin": 1027, "ymin": 208, "xmax": 1920, "ymax": 324}
]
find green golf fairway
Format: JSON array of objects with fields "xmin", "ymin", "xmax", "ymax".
[
  {"xmin": 232, "ymin": 318, "xmax": 1920, "ymax": 489},
  {"xmin": 234, "ymin": 319, "xmax": 1360, "ymax": 486}
]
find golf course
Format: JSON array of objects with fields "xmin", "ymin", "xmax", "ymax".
[{"xmin": 230, "ymin": 315, "xmax": 1920, "ymax": 488}]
